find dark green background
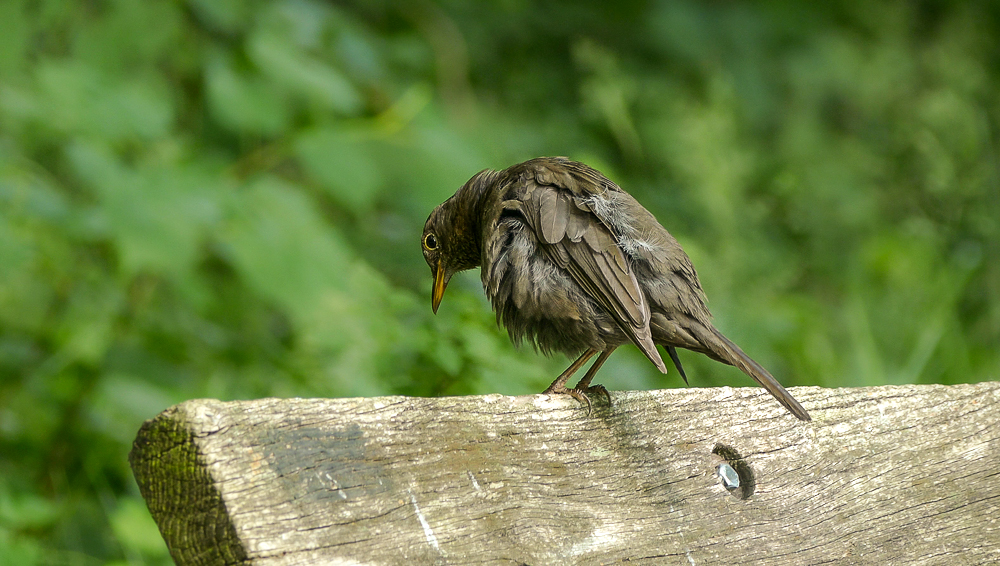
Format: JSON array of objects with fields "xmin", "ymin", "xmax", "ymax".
[{"xmin": 1, "ymin": 0, "xmax": 997, "ymax": 562}]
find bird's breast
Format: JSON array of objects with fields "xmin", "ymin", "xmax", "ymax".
[{"xmin": 481, "ymin": 217, "xmax": 625, "ymax": 356}]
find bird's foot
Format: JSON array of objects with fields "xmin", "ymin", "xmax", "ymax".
[
  {"xmin": 580, "ymin": 384, "xmax": 612, "ymax": 406},
  {"xmin": 543, "ymin": 383, "xmax": 611, "ymax": 416},
  {"xmin": 544, "ymin": 383, "xmax": 593, "ymax": 414}
]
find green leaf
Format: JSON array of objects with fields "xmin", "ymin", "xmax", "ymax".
[
  {"xmin": 0, "ymin": 529, "xmax": 42, "ymax": 566},
  {"xmin": 295, "ymin": 129, "xmax": 383, "ymax": 214},
  {"xmin": 205, "ymin": 50, "xmax": 290, "ymax": 136},
  {"xmin": 33, "ymin": 60, "xmax": 174, "ymax": 142},
  {"xmin": 0, "ymin": 0, "xmax": 29, "ymax": 78},
  {"xmin": 0, "ymin": 485, "xmax": 59, "ymax": 531},
  {"xmin": 219, "ymin": 177, "xmax": 352, "ymax": 322},
  {"xmin": 247, "ymin": 30, "xmax": 362, "ymax": 116},
  {"xmin": 65, "ymin": 142, "xmax": 222, "ymax": 278},
  {"xmin": 109, "ymin": 497, "xmax": 169, "ymax": 558}
]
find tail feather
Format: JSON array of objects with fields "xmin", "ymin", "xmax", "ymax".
[
  {"xmin": 666, "ymin": 346, "xmax": 688, "ymax": 385},
  {"xmin": 695, "ymin": 325, "xmax": 811, "ymax": 421}
]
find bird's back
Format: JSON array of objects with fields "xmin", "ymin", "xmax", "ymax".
[
  {"xmin": 498, "ymin": 158, "xmax": 714, "ymax": 325},
  {"xmin": 480, "ymin": 158, "xmax": 684, "ymax": 369}
]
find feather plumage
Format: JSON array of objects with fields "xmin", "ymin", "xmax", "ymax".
[{"xmin": 422, "ymin": 156, "xmax": 810, "ymax": 421}]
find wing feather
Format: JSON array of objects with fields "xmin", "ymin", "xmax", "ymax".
[
  {"xmin": 517, "ymin": 163, "xmax": 666, "ymax": 372},
  {"xmin": 537, "ymin": 188, "xmax": 569, "ymax": 244}
]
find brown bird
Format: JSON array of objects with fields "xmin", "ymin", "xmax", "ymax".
[{"xmin": 421, "ymin": 157, "xmax": 810, "ymax": 421}]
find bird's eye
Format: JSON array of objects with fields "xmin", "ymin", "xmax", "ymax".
[{"xmin": 423, "ymin": 233, "xmax": 438, "ymax": 251}]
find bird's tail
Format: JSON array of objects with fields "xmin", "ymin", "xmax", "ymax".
[{"xmin": 692, "ymin": 324, "xmax": 811, "ymax": 421}]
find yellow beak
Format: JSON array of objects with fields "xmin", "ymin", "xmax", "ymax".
[{"xmin": 431, "ymin": 259, "xmax": 447, "ymax": 314}]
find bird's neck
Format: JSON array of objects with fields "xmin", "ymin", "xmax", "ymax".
[{"xmin": 448, "ymin": 169, "xmax": 500, "ymax": 269}]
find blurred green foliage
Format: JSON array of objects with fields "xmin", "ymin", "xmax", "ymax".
[{"xmin": 0, "ymin": 0, "xmax": 997, "ymax": 562}]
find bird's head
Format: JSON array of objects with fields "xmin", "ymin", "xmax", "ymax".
[{"xmin": 421, "ymin": 178, "xmax": 491, "ymax": 313}]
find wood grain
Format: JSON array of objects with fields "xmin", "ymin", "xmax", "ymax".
[{"xmin": 130, "ymin": 382, "xmax": 1000, "ymax": 565}]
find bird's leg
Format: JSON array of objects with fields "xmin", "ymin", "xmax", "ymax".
[
  {"xmin": 544, "ymin": 349, "xmax": 598, "ymax": 409},
  {"xmin": 572, "ymin": 348, "xmax": 615, "ymax": 407}
]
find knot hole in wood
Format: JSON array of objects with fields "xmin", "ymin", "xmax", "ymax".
[{"xmin": 712, "ymin": 442, "xmax": 756, "ymax": 500}]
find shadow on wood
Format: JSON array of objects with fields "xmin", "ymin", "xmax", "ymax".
[{"xmin": 129, "ymin": 383, "xmax": 1000, "ymax": 565}]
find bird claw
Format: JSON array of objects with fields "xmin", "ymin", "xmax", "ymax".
[
  {"xmin": 544, "ymin": 384, "xmax": 611, "ymax": 416},
  {"xmin": 582, "ymin": 384, "xmax": 612, "ymax": 406}
]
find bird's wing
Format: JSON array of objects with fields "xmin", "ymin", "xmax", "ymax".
[
  {"xmin": 512, "ymin": 161, "xmax": 666, "ymax": 372},
  {"xmin": 531, "ymin": 158, "xmax": 710, "ymax": 319}
]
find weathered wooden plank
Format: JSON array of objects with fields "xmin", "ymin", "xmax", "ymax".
[{"xmin": 129, "ymin": 383, "xmax": 1000, "ymax": 565}]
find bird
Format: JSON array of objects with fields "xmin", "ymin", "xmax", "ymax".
[{"xmin": 421, "ymin": 157, "xmax": 810, "ymax": 421}]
